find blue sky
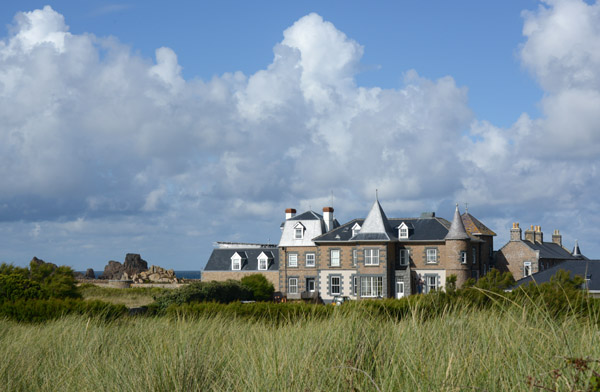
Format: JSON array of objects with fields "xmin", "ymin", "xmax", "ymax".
[{"xmin": 0, "ymin": 1, "xmax": 599, "ymax": 270}]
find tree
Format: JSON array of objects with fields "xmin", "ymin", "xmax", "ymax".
[{"xmin": 241, "ymin": 274, "xmax": 275, "ymax": 301}]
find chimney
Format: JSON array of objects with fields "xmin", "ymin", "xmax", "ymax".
[
  {"xmin": 552, "ymin": 229, "xmax": 562, "ymax": 246},
  {"xmin": 524, "ymin": 225, "xmax": 535, "ymax": 243},
  {"xmin": 285, "ymin": 208, "xmax": 296, "ymax": 220},
  {"xmin": 510, "ymin": 222, "xmax": 522, "ymax": 241},
  {"xmin": 534, "ymin": 225, "xmax": 543, "ymax": 243},
  {"xmin": 323, "ymin": 207, "xmax": 334, "ymax": 232}
]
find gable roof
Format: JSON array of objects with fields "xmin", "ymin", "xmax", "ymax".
[
  {"xmin": 445, "ymin": 205, "xmax": 470, "ymax": 240},
  {"xmin": 461, "ymin": 213, "xmax": 497, "ymax": 236},
  {"xmin": 513, "ymin": 259, "xmax": 600, "ymax": 292},
  {"xmin": 523, "ymin": 240, "xmax": 578, "ymax": 260},
  {"xmin": 204, "ymin": 247, "xmax": 279, "ymax": 271},
  {"xmin": 350, "ymin": 199, "xmax": 395, "ymax": 241}
]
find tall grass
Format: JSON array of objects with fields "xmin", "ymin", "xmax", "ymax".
[
  {"xmin": 78, "ymin": 284, "xmax": 168, "ymax": 308},
  {"xmin": 1, "ymin": 299, "xmax": 599, "ymax": 391}
]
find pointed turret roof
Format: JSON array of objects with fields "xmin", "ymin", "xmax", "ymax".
[
  {"xmin": 445, "ymin": 204, "xmax": 470, "ymax": 240},
  {"xmin": 351, "ymin": 199, "xmax": 394, "ymax": 241},
  {"xmin": 572, "ymin": 240, "xmax": 582, "ymax": 257}
]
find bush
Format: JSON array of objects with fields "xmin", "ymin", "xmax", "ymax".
[
  {"xmin": 241, "ymin": 274, "xmax": 275, "ymax": 301},
  {"xmin": 153, "ymin": 280, "xmax": 253, "ymax": 311},
  {"xmin": 0, "ymin": 260, "xmax": 80, "ymax": 300},
  {"xmin": 0, "ymin": 274, "xmax": 46, "ymax": 301},
  {"xmin": 0, "ymin": 298, "xmax": 127, "ymax": 323}
]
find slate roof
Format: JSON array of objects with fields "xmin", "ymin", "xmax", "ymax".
[
  {"xmin": 462, "ymin": 213, "xmax": 497, "ymax": 236},
  {"xmin": 314, "ymin": 216, "xmax": 454, "ymax": 242},
  {"xmin": 513, "ymin": 259, "xmax": 600, "ymax": 292},
  {"xmin": 523, "ymin": 241, "xmax": 579, "ymax": 260},
  {"xmin": 445, "ymin": 205, "xmax": 470, "ymax": 240},
  {"xmin": 204, "ymin": 247, "xmax": 279, "ymax": 271},
  {"xmin": 351, "ymin": 200, "xmax": 395, "ymax": 241},
  {"xmin": 289, "ymin": 211, "xmax": 323, "ymax": 221}
]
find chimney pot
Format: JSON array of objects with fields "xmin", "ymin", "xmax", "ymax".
[
  {"xmin": 285, "ymin": 208, "xmax": 296, "ymax": 220},
  {"xmin": 323, "ymin": 207, "xmax": 334, "ymax": 232}
]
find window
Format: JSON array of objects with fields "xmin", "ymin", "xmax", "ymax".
[
  {"xmin": 294, "ymin": 227, "xmax": 303, "ymax": 239},
  {"xmin": 288, "ymin": 278, "xmax": 298, "ymax": 294},
  {"xmin": 472, "ymin": 247, "xmax": 477, "ymax": 265},
  {"xmin": 524, "ymin": 261, "xmax": 532, "ymax": 277},
  {"xmin": 360, "ymin": 276, "xmax": 383, "ymax": 297},
  {"xmin": 399, "ymin": 249, "xmax": 409, "ymax": 266},
  {"xmin": 460, "ymin": 251, "xmax": 467, "ymax": 264},
  {"xmin": 306, "ymin": 278, "xmax": 315, "ymax": 292},
  {"xmin": 330, "ymin": 276, "xmax": 341, "ymax": 295},
  {"xmin": 426, "ymin": 248, "xmax": 437, "ymax": 264},
  {"xmin": 288, "ymin": 253, "xmax": 298, "ymax": 267},
  {"xmin": 352, "ymin": 249, "xmax": 358, "ymax": 266},
  {"xmin": 352, "ymin": 223, "xmax": 361, "ymax": 237},
  {"xmin": 364, "ymin": 248, "xmax": 380, "ymax": 266},
  {"xmin": 305, "ymin": 253, "xmax": 315, "ymax": 267},
  {"xmin": 330, "ymin": 249, "xmax": 340, "ymax": 267},
  {"xmin": 398, "ymin": 223, "xmax": 409, "ymax": 239},
  {"xmin": 352, "ymin": 276, "xmax": 358, "ymax": 296},
  {"xmin": 231, "ymin": 256, "xmax": 242, "ymax": 270},
  {"xmin": 425, "ymin": 275, "xmax": 438, "ymax": 293},
  {"xmin": 258, "ymin": 257, "xmax": 268, "ymax": 270}
]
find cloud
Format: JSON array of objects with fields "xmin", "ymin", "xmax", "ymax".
[{"xmin": 1, "ymin": 3, "xmax": 600, "ymax": 268}]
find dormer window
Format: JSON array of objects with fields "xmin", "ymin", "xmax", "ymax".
[
  {"xmin": 257, "ymin": 251, "xmax": 271, "ymax": 271},
  {"xmin": 352, "ymin": 223, "xmax": 361, "ymax": 237},
  {"xmin": 231, "ymin": 252, "xmax": 244, "ymax": 270},
  {"xmin": 294, "ymin": 223, "xmax": 305, "ymax": 239},
  {"xmin": 398, "ymin": 222, "xmax": 410, "ymax": 239}
]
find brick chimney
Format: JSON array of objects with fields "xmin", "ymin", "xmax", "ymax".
[
  {"xmin": 534, "ymin": 225, "xmax": 543, "ymax": 243},
  {"xmin": 552, "ymin": 229, "xmax": 562, "ymax": 247},
  {"xmin": 524, "ymin": 225, "xmax": 535, "ymax": 243},
  {"xmin": 510, "ymin": 222, "xmax": 522, "ymax": 241},
  {"xmin": 323, "ymin": 207, "xmax": 334, "ymax": 232},
  {"xmin": 285, "ymin": 208, "xmax": 296, "ymax": 220}
]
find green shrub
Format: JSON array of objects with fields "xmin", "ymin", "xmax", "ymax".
[
  {"xmin": 241, "ymin": 274, "xmax": 275, "ymax": 301},
  {"xmin": 0, "ymin": 260, "xmax": 80, "ymax": 300},
  {"xmin": 0, "ymin": 274, "xmax": 46, "ymax": 302},
  {"xmin": 153, "ymin": 280, "xmax": 252, "ymax": 310},
  {"xmin": 0, "ymin": 298, "xmax": 127, "ymax": 323}
]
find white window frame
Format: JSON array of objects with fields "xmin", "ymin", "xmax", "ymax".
[
  {"xmin": 524, "ymin": 261, "xmax": 532, "ymax": 277},
  {"xmin": 360, "ymin": 276, "xmax": 383, "ymax": 298},
  {"xmin": 352, "ymin": 276, "xmax": 358, "ymax": 296},
  {"xmin": 305, "ymin": 253, "xmax": 315, "ymax": 267},
  {"xmin": 231, "ymin": 254, "xmax": 242, "ymax": 270},
  {"xmin": 288, "ymin": 253, "xmax": 298, "ymax": 267},
  {"xmin": 460, "ymin": 251, "xmax": 467, "ymax": 264},
  {"xmin": 294, "ymin": 228, "xmax": 303, "ymax": 239},
  {"xmin": 288, "ymin": 278, "xmax": 298, "ymax": 294},
  {"xmin": 425, "ymin": 275, "xmax": 438, "ymax": 293},
  {"xmin": 426, "ymin": 248, "xmax": 438, "ymax": 264},
  {"xmin": 398, "ymin": 222, "xmax": 409, "ymax": 239},
  {"xmin": 399, "ymin": 249, "xmax": 409, "ymax": 266},
  {"xmin": 330, "ymin": 276, "xmax": 341, "ymax": 295},
  {"xmin": 258, "ymin": 257, "xmax": 268, "ymax": 271},
  {"xmin": 330, "ymin": 249, "xmax": 340, "ymax": 267},
  {"xmin": 396, "ymin": 278, "xmax": 405, "ymax": 299},
  {"xmin": 352, "ymin": 249, "xmax": 358, "ymax": 266},
  {"xmin": 352, "ymin": 223, "xmax": 361, "ymax": 237},
  {"xmin": 364, "ymin": 248, "xmax": 380, "ymax": 266},
  {"xmin": 306, "ymin": 277, "xmax": 315, "ymax": 292}
]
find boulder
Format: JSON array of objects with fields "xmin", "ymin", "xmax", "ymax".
[
  {"xmin": 123, "ymin": 253, "xmax": 148, "ymax": 277},
  {"xmin": 131, "ymin": 265, "xmax": 178, "ymax": 284},
  {"xmin": 99, "ymin": 260, "xmax": 125, "ymax": 280},
  {"xmin": 85, "ymin": 268, "xmax": 95, "ymax": 279},
  {"xmin": 99, "ymin": 254, "xmax": 149, "ymax": 280}
]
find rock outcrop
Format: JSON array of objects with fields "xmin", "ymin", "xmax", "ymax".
[
  {"xmin": 99, "ymin": 254, "xmax": 148, "ymax": 280},
  {"xmin": 85, "ymin": 268, "xmax": 95, "ymax": 279},
  {"xmin": 131, "ymin": 265, "xmax": 178, "ymax": 284}
]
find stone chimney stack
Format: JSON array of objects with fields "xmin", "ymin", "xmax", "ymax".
[
  {"xmin": 534, "ymin": 225, "xmax": 543, "ymax": 243},
  {"xmin": 552, "ymin": 229, "xmax": 562, "ymax": 247},
  {"xmin": 285, "ymin": 208, "xmax": 296, "ymax": 220},
  {"xmin": 510, "ymin": 223, "xmax": 522, "ymax": 241},
  {"xmin": 524, "ymin": 225, "xmax": 535, "ymax": 243},
  {"xmin": 323, "ymin": 207, "xmax": 334, "ymax": 232}
]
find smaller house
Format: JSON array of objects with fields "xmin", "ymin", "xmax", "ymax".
[
  {"xmin": 512, "ymin": 259, "xmax": 600, "ymax": 298},
  {"xmin": 202, "ymin": 242, "xmax": 280, "ymax": 290},
  {"xmin": 495, "ymin": 223, "xmax": 581, "ymax": 280}
]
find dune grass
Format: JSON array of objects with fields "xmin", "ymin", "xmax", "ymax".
[
  {"xmin": 78, "ymin": 284, "xmax": 168, "ymax": 308},
  {"xmin": 1, "ymin": 299, "xmax": 599, "ymax": 391}
]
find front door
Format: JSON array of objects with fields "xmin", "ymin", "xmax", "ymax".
[
  {"xmin": 306, "ymin": 278, "xmax": 315, "ymax": 292},
  {"xmin": 396, "ymin": 278, "xmax": 404, "ymax": 299}
]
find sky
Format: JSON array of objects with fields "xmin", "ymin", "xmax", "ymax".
[{"xmin": 0, "ymin": 0, "xmax": 599, "ymax": 271}]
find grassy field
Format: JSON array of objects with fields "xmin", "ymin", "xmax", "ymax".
[
  {"xmin": 78, "ymin": 284, "xmax": 168, "ymax": 308},
  {"xmin": 1, "ymin": 300, "xmax": 599, "ymax": 391}
]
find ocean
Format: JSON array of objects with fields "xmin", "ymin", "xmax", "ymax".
[{"xmin": 79, "ymin": 270, "xmax": 202, "ymax": 280}]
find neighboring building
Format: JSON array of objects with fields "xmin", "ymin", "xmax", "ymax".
[
  {"xmin": 495, "ymin": 224, "xmax": 581, "ymax": 281},
  {"xmin": 202, "ymin": 242, "xmax": 280, "ymax": 290},
  {"xmin": 512, "ymin": 259, "xmax": 600, "ymax": 298}
]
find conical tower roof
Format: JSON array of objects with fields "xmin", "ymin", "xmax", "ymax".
[
  {"xmin": 351, "ymin": 199, "xmax": 394, "ymax": 241},
  {"xmin": 445, "ymin": 204, "xmax": 470, "ymax": 240},
  {"xmin": 572, "ymin": 240, "xmax": 582, "ymax": 257}
]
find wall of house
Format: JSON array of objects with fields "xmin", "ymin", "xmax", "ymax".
[
  {"xmin": 318, "ymin": 269, "xmax": 356, "ymax": 301},
  {"xmin": 202, "ymin": 271, "xmax": 280, "ymax": 291},
  {"xmin": 495, "ymin": 241, "xmax": 538, "ymax": 280},
  {"xmin": 279, "ymin": 246, "xmax": 319, "ymax": 298}
]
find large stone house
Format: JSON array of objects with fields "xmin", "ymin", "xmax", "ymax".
[
  {"xmin": 203, "ymin": 199, "xmax": 496, "ymax": 302},
  {"xmin": 495, "ymin": 223, "xmax": 582, "ymax": 280}
]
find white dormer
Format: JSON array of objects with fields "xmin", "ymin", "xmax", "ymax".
[
  {"xmin": 352, "ymin": 222, "xmax": 361, "ymax": 237},
  {"xmin": 293, "ymin": 222, "xmax": 305, "ymax": 239},
  {"xmin": 257, "ymin": 251, "xmax": 271, "ymax": 270},
  {"xmin": 398, "ymin": 222, "xmax": 409, "ymax": 239},
  {"xmin": 231, "ymin": 252, "xmax": 245, "ymax": 270}
]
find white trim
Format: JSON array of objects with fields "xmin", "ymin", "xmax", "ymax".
[
  {"xmin": 426, "ymin": 248, "xmax": 437, "ymax": 264},
  {"xmin": 288, "ymin": 253, "xmax": 298, "ymax": 267},
  {"xmin": 288, "ymin": 277, "xmax": 298, "ymax": 294},
  {"xmin": 364, "ymin": 248, "xmax": 380, "ymax": 266},
  {"xmin": 399, "ymin": 249, "xmax": 409, "ymax": 266},
  {"xmin": 330, "ymin": 249, "xmax": 340, "ymax": 267},
  {"xmin": 305, "ymin": 253, "xmax": 316, "ymax": 267},
  {"xmin": 398, "ymin": 222, "xmax": 409, "ymax": 239},
  {"xmin": 231, "ymin": 252, "xmax": 243, "ymax": 270},
  {"xmin": 352, "ymin": 222, "xmax": 361, "ymax": 237}
]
